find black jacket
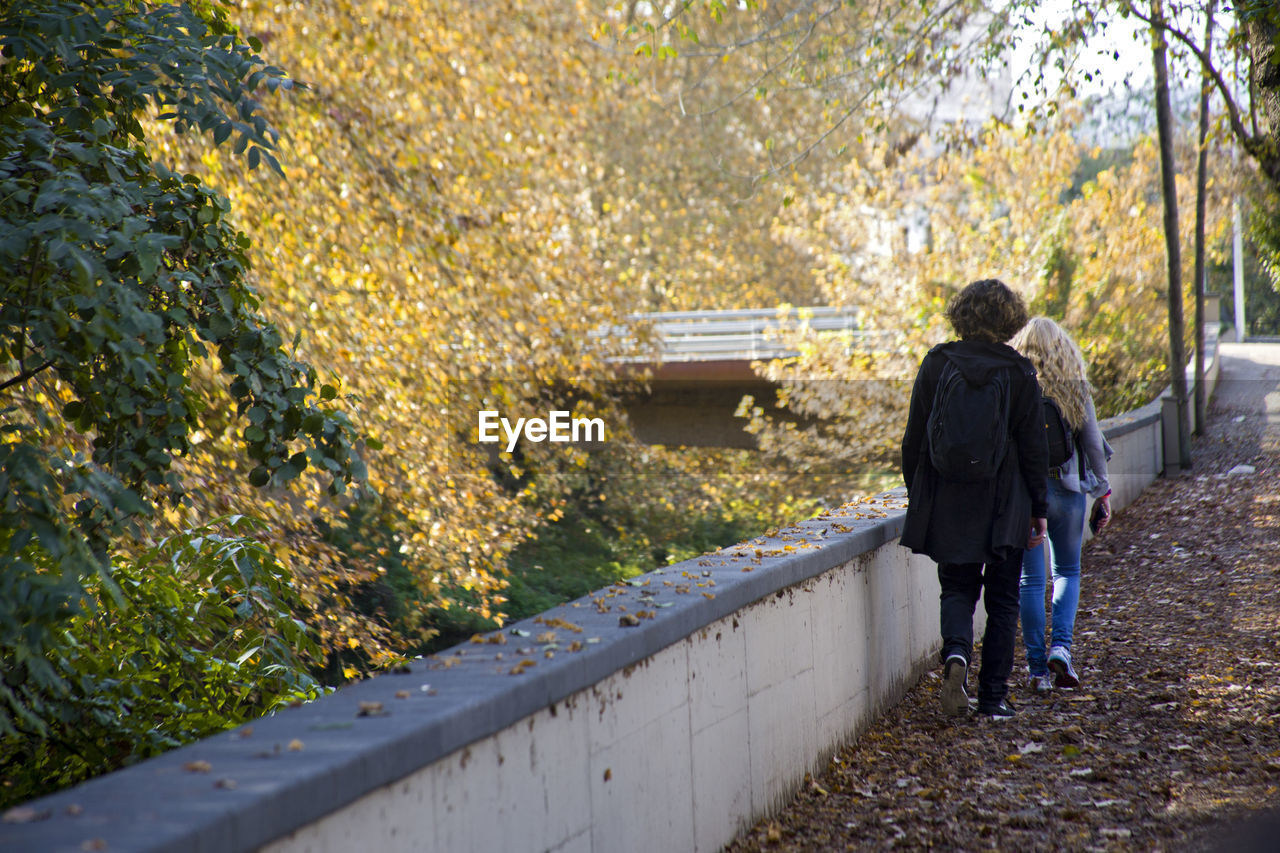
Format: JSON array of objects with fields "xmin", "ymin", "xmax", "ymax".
[{"xmin": 900, "ymin": 341, "xmax": 1049, "ymax": 565}]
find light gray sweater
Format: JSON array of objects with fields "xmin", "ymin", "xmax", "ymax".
[{"xmin": 1056, "ymin": 394, "xmax": 1112, "ymax": 498}]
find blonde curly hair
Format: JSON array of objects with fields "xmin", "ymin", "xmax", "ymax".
[{"xmin": 1011, "ymin": 317, "xmax": 1091, "ymax": 429}]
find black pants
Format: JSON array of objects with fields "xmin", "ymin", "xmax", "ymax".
[{"xmin": 938, "ymin": 550, "xmax": 1023, "ymax": 706}]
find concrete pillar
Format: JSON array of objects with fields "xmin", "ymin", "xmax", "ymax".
[
  {"xmin": 1205, "ymin": 291, "xmax": 1221, "ymax": 328},
  {"xmin": 1161, "ymin": 395, "xmax": 1183, "ymax": 476}
]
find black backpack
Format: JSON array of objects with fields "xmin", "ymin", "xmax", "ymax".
[
  {"xmin": 926, "ymin": 361, "xmax": 1011, "ymax": 482},
  {"xmin": 1042, "ymin": 397, "xmax": 1075, "ymax": 469}
]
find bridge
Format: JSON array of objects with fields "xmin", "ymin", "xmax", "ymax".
[
  {"xmin": 4, "ymin": 317, "xmax": 1247, "ymax": 853},
  {"xmin": 605, "ymin": 307, "xmax": 876, "ymax": 448}
]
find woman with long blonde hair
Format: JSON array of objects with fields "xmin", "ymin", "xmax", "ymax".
[{"xmin": 1011, "ymin": 317, "xmax": 1112, "ymax": 691}]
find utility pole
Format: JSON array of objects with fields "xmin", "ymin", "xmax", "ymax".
[{"xmin": 1233, "ymin": 199, "xmax": 1247, "ymax": 341}]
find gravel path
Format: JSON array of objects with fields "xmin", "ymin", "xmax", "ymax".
[{"xmin": 727, "ymin": 344, "xmax": 1280, "ymax": 852}]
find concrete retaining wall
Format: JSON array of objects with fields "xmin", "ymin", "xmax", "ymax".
[
  {"xmin": 5, "ymin": 333, "xmax": 1214, "ymax": 852},
  {"xmin": 261, "ymin": 535, "xmax": 941, "ymax": 853}
]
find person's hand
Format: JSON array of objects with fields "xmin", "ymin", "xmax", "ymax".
[
  {"xmin": 1095, "ymin": 494, "xmax": 1112, "ymax": 531},
  {"xmin": 1027, "ymin": 517, "xmax": 1047, "ymax": 549}
]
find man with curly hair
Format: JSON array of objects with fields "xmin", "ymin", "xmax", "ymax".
[{"xmin": 900, "ymin": 279, "xmax": 1049, "ymax": 720}]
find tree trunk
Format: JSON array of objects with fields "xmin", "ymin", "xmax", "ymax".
[
  {"xmin": 1245, "ymin": 8, "xmax": 1280, "ymax": 191},
  {"xmin": 1151, "ymin": 0, "xmax": 1192, "ymax": 470},
  {"xmin": 1193, "ymin": 0, "xmax": 1215, "ymax": 436},
  {"xmin": 1247, "ymin": 11, "xmax": 1280, "ymax": 136}
]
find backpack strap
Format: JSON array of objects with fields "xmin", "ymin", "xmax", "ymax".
[{"xmin": 1076, "ymin": 430, "xmax": 1086, "ymax": 481}]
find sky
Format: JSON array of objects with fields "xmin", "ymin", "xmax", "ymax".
[{"xmin": 1008, "ymin": 0, "xmax": 1154, "ymax": 104}]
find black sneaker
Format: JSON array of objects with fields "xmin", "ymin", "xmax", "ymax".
[
  {"xmin": 940, "ymin": 654, "xmax": 969, "ymax": 717},
  {"xmin": 976, "ymin": 699, "xmax": 1017, "ymax": 720}
]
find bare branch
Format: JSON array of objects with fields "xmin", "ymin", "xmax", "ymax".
[
  {"xmin": 1121, "ymin": 0, "xmax": 1255, "ymax": 151},
  {"xmin": 0, "ymin": 359, "xmax": 56, "ymax": 394}
]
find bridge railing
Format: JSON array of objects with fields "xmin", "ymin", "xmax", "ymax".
[{"xmin": 595, "ymin": 306, "xmax": 872, "ymax": 362}]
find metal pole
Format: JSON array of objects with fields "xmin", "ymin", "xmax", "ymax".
[{"xmin": 1233, "ymin": 199, "xmax": 1246, "ymax": 341}]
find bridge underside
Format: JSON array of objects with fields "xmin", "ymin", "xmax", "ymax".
[{"xmin": 620, "ymin": 360, "xmax": 799, "ymax": 449}]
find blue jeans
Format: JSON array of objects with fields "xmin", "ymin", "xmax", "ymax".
[{"xmin": 1020, "ymin": 478, "xmax": 1085, "ymax": 675}]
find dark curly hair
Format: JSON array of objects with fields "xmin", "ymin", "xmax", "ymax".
[{"xmin": 945, "ymin": 279, "xmax": 1028, "ymax": 343}]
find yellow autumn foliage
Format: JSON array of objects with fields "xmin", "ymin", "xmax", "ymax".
[
  {"xmin": 150, "ymin": 0, "xmax": 649, "ymax": 666},
  {"xmin": 141, "ymin": 0, "xmax": 849, "ymax": 669}
]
